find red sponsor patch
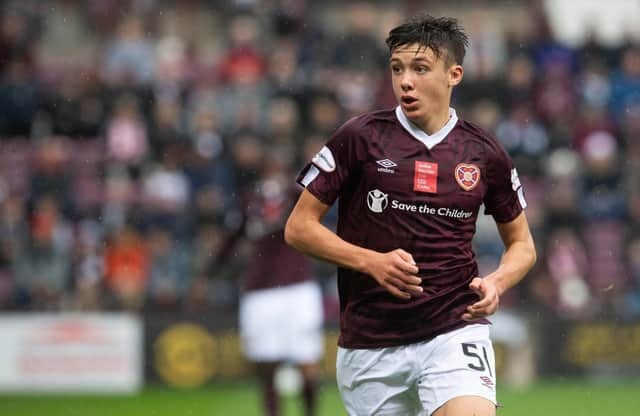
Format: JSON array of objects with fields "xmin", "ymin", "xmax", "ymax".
[
  {"xmin": 455, "ymin": 163, "xmax": 480, "ymax": 191},
  {"xmin": 414, "ymin": 161, "xmax": 438, "ymax": 193}
]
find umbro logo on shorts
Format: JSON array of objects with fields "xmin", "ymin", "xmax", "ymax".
[{"xmin": 480, "ymin": 376, "xmax": 494, "ymax": 390}]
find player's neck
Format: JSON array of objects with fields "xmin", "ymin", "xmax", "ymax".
[{"xmin": 416, "ymin": 106, "xmax": 451, "ymax": 136}]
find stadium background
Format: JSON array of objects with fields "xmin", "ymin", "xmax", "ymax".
[{"xmin": 1, "ymin": 0, "xmax": 639, "ymax": 414}]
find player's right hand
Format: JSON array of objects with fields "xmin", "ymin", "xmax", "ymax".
[{"xmin": 364, "ymin": 249, "xmax": 422, "ymax": 299}]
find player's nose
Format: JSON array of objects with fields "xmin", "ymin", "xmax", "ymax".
[
  {"xmin": 400, "ymin": 74, "xmax": 413, "ymax": 91},
  {"xmin": 401, "ymin": 78, "xmax": 413, "ymax": 91}
]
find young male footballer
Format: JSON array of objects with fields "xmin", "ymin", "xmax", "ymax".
[{"xmin": 285, "ymin": 14, "xmax": 536, "ymax": 416}]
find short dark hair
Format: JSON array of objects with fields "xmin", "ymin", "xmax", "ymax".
[{"xmin": 385, "ymin": 14, "xmax": 469, "ymax": 66}]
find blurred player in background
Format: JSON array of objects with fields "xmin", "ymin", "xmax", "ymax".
[
  {"xmin": 222, "ymin": 150, "xmax": 324, "ymax": 416},
  {"xmin": 286, "ymin": 14, "xmax": 536, "ymax": 416}
]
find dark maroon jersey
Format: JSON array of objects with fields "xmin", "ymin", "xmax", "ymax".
[
  {"xmin": 242, "ymin": 177, "xmax": 314, "ymax": 291},
  {"xmin": 296, "ymin": 107, "xmax": 526, "ymax": 348}
]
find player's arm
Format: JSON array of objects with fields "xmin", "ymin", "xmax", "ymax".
[
  {"xmin": 285, "ymin": 189, "xmax": 423, "ymax": 299},
  {"xmin": 463, "ymin": 211, "xmax": 536, "ymax": 320}
]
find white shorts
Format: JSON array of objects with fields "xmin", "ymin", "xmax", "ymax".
[
  {"xmin": 336, "ymin": 324, "xmax": 496, "ymax": 416},
  {"xmin": 239, "ymin": 280, "xmax": 324, "ymax": 364}
]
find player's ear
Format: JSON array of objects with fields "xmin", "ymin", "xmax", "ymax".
[{"xmin": 448, "ymin": 64, "xmax": 463, "ymax": 87}]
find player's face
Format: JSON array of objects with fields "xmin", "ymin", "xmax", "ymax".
[{"xmin": 390, "ymin": 43, "xmax": 462, "ymax": 130}]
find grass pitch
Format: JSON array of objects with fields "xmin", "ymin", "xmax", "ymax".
[{"xmin": 1, "ymin": 378, "xmax": 639, "ymax": 415}]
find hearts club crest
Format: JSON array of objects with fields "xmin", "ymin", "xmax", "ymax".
[{"xmin": 455, "ymin": 163, "xmax": 480, "ymax": 191}]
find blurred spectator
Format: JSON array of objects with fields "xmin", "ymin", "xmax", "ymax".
[
  {"xmin": 623, "ymin": 235, "xmax": 640, "ymax": 317},
  {"xmin": 184, "ymin": 107, "xmax": 235, "ymax": 224},
  {"xmin": 70, "ymin": 139, "xmax": 107, "ymax": 215},
  {"xmin": 544, "ymin": 148, "xmax": 582, "ymax": 228},
  {"xmin": 534, "ymin": 53, "xmax": 577, "ymax": 127},
  {"xmin": 625, "ymin": 107, "xmax": 640, "ymax": 225},
  {"xmin": 229, "ymin": 130, "xmax": 265, "ymax": 192},
  {"xmin": 14, "ymin": 195, "xmax": 73, "ymax": 309},
  {"xmin": 468, "ymin": 98, "xmax": 502, "ymax": 133},
  {"xmin": 304, "ymin": 91, "xmax": 343, "ymax": 137},
  {"xmin": 103, "ymin": 15, "xmax": 155, "ymax": 86},
  {"xmin": 502, "ymin": 54, "xmax": 536, "ymax": 109},
  {"xmin": 0, "ymin": 142, "xmax": 32, "ymax": 200},
  {"xmin": 609, "ymin": 46, "xmax": 640, "ymax": 118},
  {"xmin": 218, "ymin": 13, "xmax": 267, "ymax": 86},
  {"xmin": 140, "ymin": 145, "xmax": 191, "ymax": 233},
  {"xmin": 185, "ymin": 222, "xmax": 231, "ymax": 313},
  {"xmin": 495, "ymin": 102, "xmax": 549, "ymax": 175},
  {"xmin": 0, "ymin": 58, "xmax": 38, "ymax": 136},
  {"xmin": 0, "ymin": 9, "xmax": 38, "ymax": 75},
  {"xmin": 579, "ymin": 131, "xmax": 626, "ymax": 221},
  {"xmin": 105, "ymin": 93, "xmax": 149, "ymax": 167},
  {"xmin": 266, "ymin": 95, "xmax": 301, "ymax": 152},
  {"xmin": 29, "ymin": 137, "xmax": 73, "ymax": 216},
  {"xmin": 332, "ymin": 2, "xmax": 386, "ymax": 116},
  {"xmin": 154, "ymin": 35, "xmax": 191, "ymax": 98},
  {"xmin": 267, "ymin": 37, "xmax": 306, "ymax": 97},
  {"xmin": 545, "ymin": 227, "xmax": 591, "ymax": 318},
  {"xmin": 582, "ymin": 220, "xmax": 629, "ymax": 316},
  {"xmin": 40, "ymin": 71, "xmax": 105, "ymax": 138},
  {"xmin": 187, "ymin": 106, "xmax": 223, "ymax": 159},
  {"xmin": 0, "ymin": 193, "xmax": 27, "ymax": 307},
  {"xmin": 70, "ymin": 218, "xmax": 104, "ymax": 310},
  {"xmin": 146, "ymin": 226, "xmax": 192, "ymax": 310},
  {"xmin": 36, "ymin": 0, "xmax": 96, "ymax": 74},
  {"xmin": 217, "ymin": 13, "xmax": 268, "ymax": 132},
  {"xmin": 102, "ymin": 165, "xmax": 136, "ymax": 231},
  {"xmin": 333, "ymin": 2, "xmax": 387, "ymax": 71},
  {"xmin": 462, "ymin": 9, "xmax": 507, "ymax": 80},
  {"xmin": 572, "ymin": 104, "xmax": 617, "ymax": 153},
  {"xmin": 148, "ymin": 96, "xmax": 184, "ymax": 159},
  {"xmin": 103, "ymin": 222, "xmax": 149, "ymax": 310},
  {"xmin": 577, "ymin": 58, "xmax": 611, "ymax": 110}
]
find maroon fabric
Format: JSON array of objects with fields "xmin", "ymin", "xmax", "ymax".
[
  {"xmin": 243, "ymin": 230, "xmax": 312, "ymax": 291},
  {"xmin": 242, "ymin": 182, "xmax": 313, "ymax": 292},
  {"xmin": 297, "ymin": 108, "xmax": 524, "ymax": 348}
]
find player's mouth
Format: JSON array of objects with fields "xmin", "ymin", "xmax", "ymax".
[{"xmin": 401, "ymin": 95, "xmax": 419, "ymax": 109}]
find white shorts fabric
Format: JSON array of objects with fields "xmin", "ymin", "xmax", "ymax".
[
  {"xmin": 239, "ymin": 280, "xmax": 324, "ymax": 364},
  {"xmin": 336, "ymin": 324, "xmax": 496, "ymax": 416}
]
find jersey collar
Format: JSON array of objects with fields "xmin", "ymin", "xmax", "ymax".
[{"xmin": 395, "ymin": 106, "xmax": 458, "ymax": 149}]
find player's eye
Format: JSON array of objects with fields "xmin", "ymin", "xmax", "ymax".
[
  {"xmin": 391, "ymin": 65, "xmax": 402, "ymax": 74},
  {"xmin": 415, "ymin": 66, "xmax": 429, "ymax": 74}
]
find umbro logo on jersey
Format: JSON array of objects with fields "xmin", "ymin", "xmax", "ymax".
[
  {"xmin": 377, "ymin": 159, "xmax": 397, "ymax": 168},
  {"xmin": 377, "ymin": 159, "xmax": 397, "ymax": 173}
]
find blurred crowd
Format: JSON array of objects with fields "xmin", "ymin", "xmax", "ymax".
[{"xmin": 1, "ymin": 0, "xmax": 639, "ymax": 322}]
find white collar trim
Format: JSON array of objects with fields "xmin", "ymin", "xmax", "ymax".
[{"xmin": 395, "ymin": 106, "xmax": 458, "ymax": 149}]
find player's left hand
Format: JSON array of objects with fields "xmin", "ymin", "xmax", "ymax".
[{"xmin": 462, "ymin": 277, "xmax": 499, "ymax": 320}]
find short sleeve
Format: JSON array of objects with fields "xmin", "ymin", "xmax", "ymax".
[
  {"xmin": 483, "ymin": 143, "xmax": 527, "ymax": 223},
  {"xmin": 296, "ymin": 117, "xmax": 366, "ymax": 206}
]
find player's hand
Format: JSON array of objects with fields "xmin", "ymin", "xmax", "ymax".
[
  {"xmin": 462, "ymin": 277, "xmax": 499, "ymax": 320},
  {"xmin": 364, "ymin": 249, "xmax": 422, "ymax": 300}
]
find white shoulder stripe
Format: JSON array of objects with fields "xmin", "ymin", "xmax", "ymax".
[
  {"xmin": 517, "ymin": 187, "xmax": 527, "ymax": 209},
  {"xmin": 312, "ymin": 146, "xmax": 336, "ymax": 172},
  {"xmin": 301, "ymin": 165, "xmax": 320, "ymax": 187}
]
